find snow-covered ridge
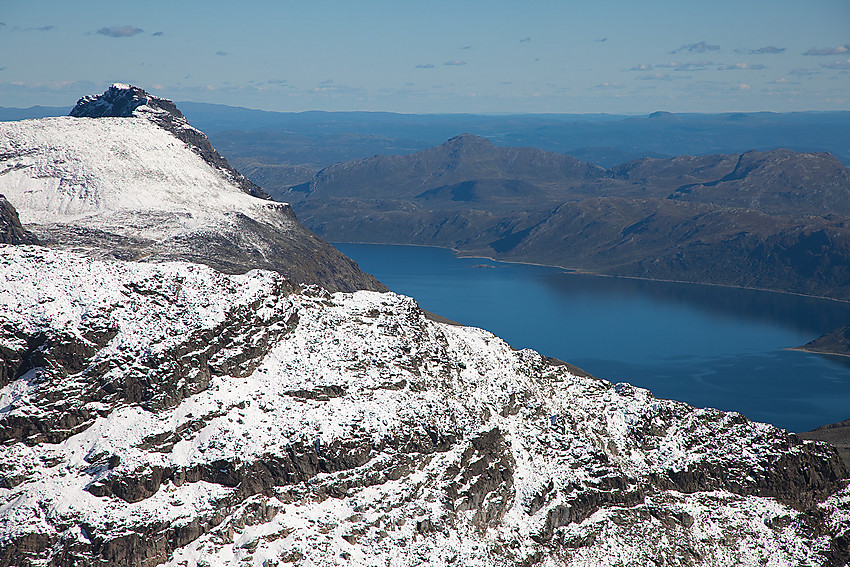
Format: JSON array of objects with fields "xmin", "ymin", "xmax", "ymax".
[
  {"xmin": 0, "ymin": 245, "xmax": 847, "ymax": 567},
  {"xmin": 0, "ymin": 116, "xmax": 282, "ymax": 225}
]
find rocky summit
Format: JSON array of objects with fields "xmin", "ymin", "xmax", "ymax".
[{"xmin": 0, "ymin": 196, "xmax": 38, "ymax": 245}]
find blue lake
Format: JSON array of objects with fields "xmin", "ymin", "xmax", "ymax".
[{"xmin": 335, "ymin": 243, "xmax": 850, "ymax": 433}]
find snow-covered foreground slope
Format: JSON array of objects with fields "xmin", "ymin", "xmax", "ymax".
[
  {"xmin": 0, "ymin": 85, "xmax": 383, "ymax": 292},
  {"xmin": 0, "ymin": 245, "xmax": 847, "ymax": 567}
]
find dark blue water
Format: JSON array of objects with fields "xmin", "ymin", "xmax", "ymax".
[{"xmin": 336, "ymin": 243, "xmax": 850, "ymax": 433}]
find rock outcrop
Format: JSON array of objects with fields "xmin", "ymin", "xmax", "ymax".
[
  {"xmin": 802, "ymin": 418, "xmax": 850, "ymax": 470},
  {"xmin": 0, "ymin": 195, "xmax": 38, "ymax": 244}
]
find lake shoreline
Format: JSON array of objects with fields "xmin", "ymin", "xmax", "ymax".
[
  {"xmin": 334, "ymin": 240, "xmax": 850, "ymax": 305},
  {"xmin": 787, "ymin": 347, "xmax": 850, "ymax": 359}
]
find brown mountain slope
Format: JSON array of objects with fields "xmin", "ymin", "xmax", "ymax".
[
  {"xmin": 284, "ymin": 136, "xmax": 850, "ymax": 300},
  {"xmin": 293, "ymin": 133, "xmax": 608, "ymax": 204}
]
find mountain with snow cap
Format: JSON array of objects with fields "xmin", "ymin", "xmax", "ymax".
[
  {"xmin": 0, "ymin": 245, "xmax": 848, "ymax": 567},
  {"xmin": 70, "ymin": 83, "xmax": 268, "ymax": 199},
  {"xmin": 0, "ymin": 84, "xmax": 383, "ymax": 292}
]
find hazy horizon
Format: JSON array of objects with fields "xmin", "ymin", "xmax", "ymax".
[{"xmin": 2, "ymin": 1, "xmax": 848, "ymax": 114}]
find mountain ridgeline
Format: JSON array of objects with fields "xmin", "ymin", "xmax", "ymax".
[{"xmin": 284, "ymin": 134, "xmax": 850, "ymax": 301}]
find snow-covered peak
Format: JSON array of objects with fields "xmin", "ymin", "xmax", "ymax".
[
  {"xmin": 0, "ymin": 116, "xmax": 271, "ymax": 224},
  {"xmin": 67, "ymin": 84, "xmax": 269, "ymax": 200},
  {"xmin": 5, "ymin": 83, "xmax": 273, "ymax": 228},
  {"xmin": 0, "ymin": 89, "xmax": 386, "ymax": 292}
]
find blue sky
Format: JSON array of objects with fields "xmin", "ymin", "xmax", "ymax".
[{"xmin": 1, "ymin": 0, "xmax": 849, "ymax": 114}]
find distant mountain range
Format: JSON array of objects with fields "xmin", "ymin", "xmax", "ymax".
[
  {"xmin": 4, "ymin": 103, "xmax": 850, "ymax": 173},
  {"xmin": 284, "ymin": 134, "xmax": 850, "ymax": 301},
  {"xmin": 177, "ymin": 103, "xmax": 850, "ymax": 167}
]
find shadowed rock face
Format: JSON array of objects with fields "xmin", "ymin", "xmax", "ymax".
[
  {"xmin": 0, "ymin": 196, "xmax": 38, "ymax": 244},
  {"xmin": 70, "ymin": 84, "xmax": 157, "ymax": 119},
  {"xmin": 0, "ymin": 247, "xmax": 848, "ymax": 567},
  {"xmin": 801, "ymin": 418, "xmax": 850, "ymax": 469}
]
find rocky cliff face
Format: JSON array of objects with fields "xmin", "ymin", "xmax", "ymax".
[
  {"xmin": 0, "ymin": 85, "xmax": 384, "ymax": 293},
  {"xmin": 0, "ymin": 245, "xmax": 848, "ymax": 567}
]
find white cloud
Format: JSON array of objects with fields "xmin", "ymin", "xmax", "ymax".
[
  {"xmin": 591, "ymin": 82, "xmax": 626, "ymax": 89},
  {"xmin": 736, "ymin": 46, "xmax": 785, "ymax": 55},
  {"xmin": 823, "ymin": 59, "xmax": 850, "ymax": 70},
  {"xmin": 657, "ymin": 60, "xmax": 713, "ymax": 71},
  {"xmin": 635, "ymin": 73, "xmax": 672, "ymax": 81},
  {"xmin": 789, "ymin": 68, "xmax": 820, "ymax": 76}
]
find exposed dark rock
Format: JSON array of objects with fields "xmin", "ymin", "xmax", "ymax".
[
  {"xmin": 801, "ymin": 418, "xmax": 850, "ymax": 469},
  {"xmin": 88, "ymin": 426, "xmax": 456, "ymax": 507},
  {"xmin": 444, "ymin": 428, "xmax": 515, "ymax": 528},
  {"xmin": 0, "ymin": 195, "xmax": 38, "ymax": 244},
  {"xmin": 0, "ymin": 278, "xmax": 299, "ymax": 446}
]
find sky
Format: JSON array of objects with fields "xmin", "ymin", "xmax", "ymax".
[{"xmin": 1, "ymin": 0, "xmax": 849, "ymax": 114}]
